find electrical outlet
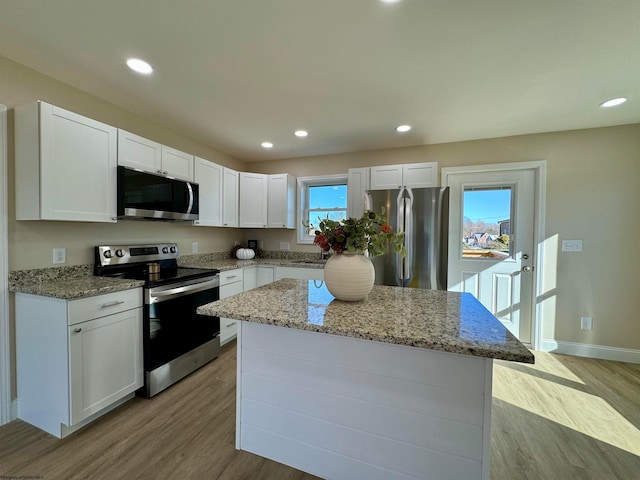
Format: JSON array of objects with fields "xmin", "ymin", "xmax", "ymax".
[
  {"xmin": 580, "ymin": 316, "xmax": 593, "ymax": 330},
  {"xmin": 280, "ymin": 242, "xmax": 291, "ymax": 251},
  {"xmin": 53, "ymin": 247, "xmax": 66, "ymax": 264},
  {"xmin": 192, "ymin": 242, "xmax": 199, "ymax": 254},
  {"xmin": 562, "ymin": 240, "xmax": 583, "ymax": 252}
]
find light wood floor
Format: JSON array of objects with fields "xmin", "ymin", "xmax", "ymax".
[{"xmin": 1, "ymin": 344, "xmax": 638, "ymax": 480}]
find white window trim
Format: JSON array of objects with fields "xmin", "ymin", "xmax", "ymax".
[{"xmin": 297, "ymin": 174, "xmax": 348, "ymax": 245}]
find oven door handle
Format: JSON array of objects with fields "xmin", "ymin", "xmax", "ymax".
[{"xmin": 147, "ymin": 278, "xmax": 219, "ymax": 304}]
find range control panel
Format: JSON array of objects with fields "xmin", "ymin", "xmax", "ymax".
[{"xmin": 96, "ymin": 243, "xmax": 179, "ymax": 266}]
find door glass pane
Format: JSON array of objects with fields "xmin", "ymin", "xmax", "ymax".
[{"xmin": 462, "ymin": 186, "xmax": 512, "ymax": 258}]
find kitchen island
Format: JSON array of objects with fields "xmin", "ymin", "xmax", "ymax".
[{"xmin": 198, "ymin": 279, "xmax": 534, "ymax": 480}]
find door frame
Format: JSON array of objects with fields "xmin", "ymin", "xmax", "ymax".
[
  {"xmin": 441, "ymin": 161, "xmax": 546, "ymax": 349},
  {"xmin": 0, "ymin": 104, "xmax": 10, "ymax": 425}
]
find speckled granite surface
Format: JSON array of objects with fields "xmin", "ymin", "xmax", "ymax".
[
  {"xmin": 198, "ymin": 278, "xmax": 534, "ymax": 363},
  {"xmin": 9, "ymin": 254, "xmax": 325, "ymax": 299},
  {"xmin": 179, "ymin": 257, "xmax": 326, "ymax": 271},
  {"xmin": 10, "ymin": 275, "xmax": 144, "ymax": 300}
]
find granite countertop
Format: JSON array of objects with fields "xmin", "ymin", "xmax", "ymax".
[
  {"xmin": 8, "ymin": 255, "xmax": 324, "ymax": 300},
  {"xmin": 10, "ymin": 276, "xmax": 145, "ymax": 300},
  {"xmin": 178, "ymin": 257, "xmax": 326, "ymax": 271},
  {"xmin": 197, "ymin": 278, "xmax": 534, "ymax": 363}
]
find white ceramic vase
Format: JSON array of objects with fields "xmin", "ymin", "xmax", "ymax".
[{"xmin": 323, "ymin": 253, "xmax": 375, "ymax": 301}]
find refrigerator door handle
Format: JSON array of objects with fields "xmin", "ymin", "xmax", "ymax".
[
  {"xmin": 403, "ymin": 188, "xmax": 414, "ymax": 284},
  {"xmin": 396, "ymin": 189, "xmax": 405, "ymax": 286}
]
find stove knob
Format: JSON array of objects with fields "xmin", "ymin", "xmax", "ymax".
[
  {"xmin": 170, "ymin": 246, "xmax": 177, "ymax": 253},
  {"xmin": 103, "ymin": 249, "xmax": 112, "ymax": 259},
  {"xmin": 162, "ymin": 247, "xmax": 169, "ymax": 254},
  {"xmin": 115, "ymin": 249, "xmax": 125, "ymax": 258}
]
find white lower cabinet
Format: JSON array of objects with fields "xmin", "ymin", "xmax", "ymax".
[
  {"xmin": 219, "ymin": 269, "xmax": 244, "ymax": 345},
  {"xmin": 16, "ymin": 288, "xmax": 143, "ymax": 438},
  {"xmin": 275, "ymin": 266, "xmax": 324, "ymax": 281},
  {"xmin": 220, "ymin": 266, "xmax": 276, "ymax": 345}
]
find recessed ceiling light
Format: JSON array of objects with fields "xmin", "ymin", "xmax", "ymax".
[
  {"xmin": 261, "ymin": 141, "xmax": 274, "ymax": 149},
  {"xmin": 600, "ymin": 97, "xmax": 627, "ymax": 108},
  {"xmin": 126, "ymin": 58, "xmax": 153, "ymax": 75},
  {"xmin": 381, "ymin": 0, "xmax": 402, "ymax": 3},
  {"xmin": 294, "ymin": 130, "xmax": 309, "ymax": 138},
  {"xmin": 396, "ymin": 125, "xmax": 412, "ymax": 133}
]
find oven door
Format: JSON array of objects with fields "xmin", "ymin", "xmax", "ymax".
[{"xmin": 145, "ymin": 276, "xmax": 220, "ymax": 372}]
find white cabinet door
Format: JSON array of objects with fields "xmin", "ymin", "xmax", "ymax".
[
  {"xmin": 15, "ymin": 101, "xmax": 118, "ymax": 222},
  {"xmin": 369, "ymin": 162, "xmax": 438, "ymax": 190},
  {"xmin": 222, "ymin": 167, "xmax": 239, "ymax": 227},
  {"xmin": 256, "ymin": 266, "xmax": 275, "ymax": 287},
  {"xmin": 161, "ymin": 145, "xmax": 194, "ymax": 181},
  {"xmin": 194, "ymin": 157, "xmax": 223, "ymax": 227},
  {"xmin": 275, "ymin": 267, "xmax": 325, "ymax": 281},
  {"xmin": 403, "ymin": 162, "xmax": 437, "ymax": 188},
  {"xmin": 117, "ymin": 129, "xmax": 162, "ymax": 173},
  {"xmin": 69, "ymin": 308, "xmax": 143, "ymax": 424},
  {"xmin": 219, "ymin": 269, "xmax": 244, "ymax": 345},
  {"xmin": 267, "ymin": 173, "xmax": 296, "ymax": 228},
  {"xmin": 243, "ymin": 267, "xmax": 257, "ymax": 291},
  {"xmin": 369, "ymin": 164, "xmax": 403, "ymax": 190},
  {"xmin": 239, "ymin": 172, "xmax": 268, "ymax": 228},
  {"xmin": 347, "ymin": 167, "xmax": 370, "ymax": 217}
]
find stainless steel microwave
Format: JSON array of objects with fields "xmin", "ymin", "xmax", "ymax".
[{"xmin": 117, "ymin": 166, "xmax": 199, "ymax": 221}]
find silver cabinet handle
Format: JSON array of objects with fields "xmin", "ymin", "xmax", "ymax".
[
  {"xmin": 225, "ymin": 275, "xmax": 238, "ymax": 280},
  {"xmin": 101, "ymin": 300, "xmax": 125, "ymax": 309},
  {"xmin": 157, "ymin": 169, "xmax": 163, "ymax": 174},
  {"xmin": 225, "ymin": 321, "xmax": 236, "ymax": 328},
  {"xmin": 74, "ymin": 328, "xmax": 82, "ymax": 333}
]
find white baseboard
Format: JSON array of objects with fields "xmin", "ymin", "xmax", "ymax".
[{"xmin": 540, "ymin": 340, "xmax": 640, "ymax": 364}]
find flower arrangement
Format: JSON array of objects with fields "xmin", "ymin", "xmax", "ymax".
[{"xmin": 309, "ymin": 209, "xmax": 405, "ymax": 258}]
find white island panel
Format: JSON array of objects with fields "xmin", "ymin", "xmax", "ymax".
[{"xmin": 237, "ymin": 322, "xmax": 492, "ymax": 480}]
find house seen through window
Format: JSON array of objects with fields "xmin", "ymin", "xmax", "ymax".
[{"xmin": 462, "ymin": 186, "xmax": 512, "ymax": 258}]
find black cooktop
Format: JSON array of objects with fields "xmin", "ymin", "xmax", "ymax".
[{"xmin": 94, "ymin": 243, "xmax": 219, "ymax": 287}]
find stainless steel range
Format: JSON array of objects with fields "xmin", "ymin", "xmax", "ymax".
[{"xmin": 94, "ymin": 243, "xmax": 220, "ymax": 397}]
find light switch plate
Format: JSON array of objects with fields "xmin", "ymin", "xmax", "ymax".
[
  {"xmin": 562, "ymin": 240, "xmax": 583, "ymax": 252},
  {"xmin": 192, "ymin": 242, "xmax": 199, "ymax": 254}
]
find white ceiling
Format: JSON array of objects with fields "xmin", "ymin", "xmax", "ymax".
[{"xmin": 1, "ymin": 0, "xmax": 639, "ymax": 162}]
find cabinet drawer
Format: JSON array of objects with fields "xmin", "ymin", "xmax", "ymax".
[
  {"xmin": 220, "ymin": 318, "xmax": 238, "ymax": 345},
  {"xmin": 68, "ymin": 288, "xmax": 142, "ymax": 325},
  {"xmin": 219, "ymin": 269, "xmax": 244, "ymax": 286}
]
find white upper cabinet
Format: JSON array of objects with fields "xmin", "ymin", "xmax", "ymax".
[
  {"xmin": 193, "ymin": 157, "xmax": 223, "ymax": 227},
  {"xmin": 239, "ymin": 172, "xmax": 268, "ymax": 228},
  {"xmin": 118, "ymin": 129, "xmax": 194, "ymax": 181},
  {"xmin": 267, "ymin": 173, "xmax": 296, "ymax": 229},
  {"xmin": 117, "ymin": 129, "xmax": 162, "ymax": 173},
  {"xmin": 369, "ymin": 162, "xmax": 438, "ymax": 190},
  {"xmin": 347, "ymin": 167, "xmax": 370, "ymax": 218},
  {"xmin": 161, "ymin": 145, "xmax": 194, "ymax": 181},
  {"xmin": 222, "ymin": 167, "xmax": 239, "ymax": 228},
  {"xmin": 15, "ymin": 101, "xmax": 117, "ymax": 222}
]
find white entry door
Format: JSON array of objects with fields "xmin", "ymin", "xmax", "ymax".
[{"xmin": 444, "ymin": 166, "xmax": 537, "ymax": 344}]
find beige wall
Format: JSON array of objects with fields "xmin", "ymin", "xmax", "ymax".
[
  {"xmin": 246, "ymin": 125, "xmax": 640, "ymax": 351},
  {"xmin": 1, "ymin": 55, "xmax": 247, "ymax": 269}
]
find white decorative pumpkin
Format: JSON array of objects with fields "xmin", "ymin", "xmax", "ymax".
[{"xmin": 236, "ymin": 248, "xmax": 255, "ymax": 260}]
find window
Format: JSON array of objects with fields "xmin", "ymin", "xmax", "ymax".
[
  {"xmin": 462, "ymin": 186, "xmax": 513, "ymax": 258},
  {"xmin": 297, "ymin": 175, "xmax": 348, "ymax": 244}
]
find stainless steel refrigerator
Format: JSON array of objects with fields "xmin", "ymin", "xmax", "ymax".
[{"xmin": 366, "ymin": 187, "xmax": 449, "ymax": 290}]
